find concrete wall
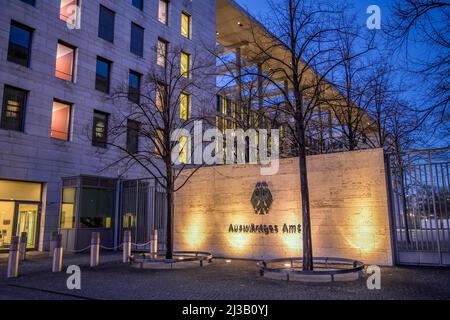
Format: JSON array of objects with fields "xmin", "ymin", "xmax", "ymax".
[
  {"xmin": 174, "ymin": 149, "xmax": 393, "ymax": 266},
  {"xmin": 0, "ymin": 0, "xmax": 216, "ymax": 250}
]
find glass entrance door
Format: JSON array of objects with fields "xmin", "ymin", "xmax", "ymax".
[
  {"xmin": 0, "ymin": 202, "xmax": 15, "ymax": 249},
  {"xmin": 16, "ymin": 203, "xmax": 39, "ymax": 248}
]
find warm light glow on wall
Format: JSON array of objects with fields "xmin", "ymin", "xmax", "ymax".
[
  {"xmin": 184, "ymin": 214, "xmax": 206, "ymax": 249},
  {"xmin": 342, "ymin": 201, "xmax": 381, "ymax": 254}
]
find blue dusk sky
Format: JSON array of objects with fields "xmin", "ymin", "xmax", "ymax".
[{"xmin": 234, "ymin": 0, "xmax": 448, "ymax": 148}]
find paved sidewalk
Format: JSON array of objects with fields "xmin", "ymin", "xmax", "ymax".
[{"xmin": 0, "ymin": 253, "xmax": 449, "ymax": 300}]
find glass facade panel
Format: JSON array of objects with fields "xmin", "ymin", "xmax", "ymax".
[
  {"xmin": 79, "ymin": 188, "xmax": 114, "ymax": 229},
  {"xmin": 98, "ymin": 5, "xmax": 115, "ymax": 43},
  {"xmin": 95, "ymin": 57, "xmax": 111, "ymax": 93},
  {"xmin": 1, "ymin": 85, "xmax": 27, "ymax": 132},
  {"xmin": 0, "ymin": 202, "xmax": 15, "ymax": 249},
  {"xmin": 0, "ymin": 180, "xmax": 41, "ymax": 202},
  {"xmin": 8, "ymin": 21, "xmax": 33, "ymax": 67},
  {"xmin": 60, "ymin": 187, "xmax": 76, "ymax": 229},
  {"xmin": 130, "ymin": 23, "xmax": 144, "ymax": 57}
]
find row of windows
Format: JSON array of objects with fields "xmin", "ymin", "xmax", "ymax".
[
  {"xmin": 7, "ymin": 20, "xmax": 192, "ymax": 91},
  {"xmin": 20, "ymin": 0, "xmax": 192, "ymax": 41},
  {"xmin": 0, "ymin": 84, "xmax": 191, "ymax": 154}
]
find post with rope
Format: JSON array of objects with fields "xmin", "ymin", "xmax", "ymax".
[
  {"xmin": 52, "ymin": 234, "xmax": 63, "ymax": 272},
  {"xmin": 7, "ymin": 236, "xmax": 20, "ymax": 278},
  {"xmin": 49, "ymin": 231, "xmax": 58, "ymax": 257},
  {"xmin": 90, "ymin": 232, "xmax": 100, "ymax": 267},
  {"xmin": 150, "ymin": 229, "xmax": 158, "ymax": 259},
  {"xmin": 123, "ymin": 230, "xmax": 131, "ymax": 263},
  {"xmin": 19, "ymin": 232, "xmax": 27, "ymax": 261}
]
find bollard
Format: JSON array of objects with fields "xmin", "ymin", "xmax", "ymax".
[
  {"xmin": 7, "ymin": 236, "xmax": 20, "ymax": 278},
  {"xmin": 52, "ymin": 234, "xmax": 63, "ymax": 273},
  {"xmin": 123, "ymin": 230, "xmax": 131, "ymax": 263},
  {"xmin": 49, "ymin": 231, "xmax": 58, "ymax": 257},
  {"xmin": 150, "ymin": 229, "xmax": 158, "ymax": 259},
  {"xmin": 19, "ymin": 232, "xmax": 27, "ymax": 261},
  {"xmin": 90, "ymin": 232, "xmax": 100, "ymax": 267}
]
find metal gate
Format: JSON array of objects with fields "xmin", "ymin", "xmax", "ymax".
[
  {"xmin": 386, "ymin": 148, "xmax": 450, "ymax": 266},
  {"xmin": 120, "ymin": 179, "xmax": 167, "ymax": 253}
]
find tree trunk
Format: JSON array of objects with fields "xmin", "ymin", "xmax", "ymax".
[
  {"xmin": 297, "ymin": 115, "xmax": 314, "ymax": 271},
  {"xmin": 165, "ymin": 170, "xmax": 174, "ymax": 259}
]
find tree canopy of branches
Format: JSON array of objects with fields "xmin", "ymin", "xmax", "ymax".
[{"xmin": 105, "ymin": 46, "xmax": 215, "ymax": 259}]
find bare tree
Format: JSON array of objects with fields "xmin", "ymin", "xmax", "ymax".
[
  {"xmin": 104, "ymin": 46, "xmax": 215, "ymax": 259},
  {"xmin": 216, "ymin": 0, "xmax": 368, "ymax": 270},
  {"xmin": 387, "ymin": 0, "xmax": 449, "ymax": 124}
]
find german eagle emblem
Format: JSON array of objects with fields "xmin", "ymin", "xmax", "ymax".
[{"xmin": 251, "ymin": 182, "xmax": 273, "ymax": 215}]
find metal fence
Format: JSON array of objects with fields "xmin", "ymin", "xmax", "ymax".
[
  {"xmin": 386, "ymin": 147, "xmax": 450, "ymax": 266},
  {"xmin": 120, "ymin": 179, "xmax": 167, "ymax": 253}
]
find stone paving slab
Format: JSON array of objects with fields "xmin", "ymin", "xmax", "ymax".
[{"xmin": 0, "ymin": 253, "xmax": 449, "ymax": 300}]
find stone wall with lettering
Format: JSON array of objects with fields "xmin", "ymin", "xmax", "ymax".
[{"xmin": 174, "ymin": 149, "xmax": 393, "ymax": 266}]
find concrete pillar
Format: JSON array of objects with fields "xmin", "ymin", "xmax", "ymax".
[
  {"xmin": 52, "ymin": 234, "xmax": 63, "ymax": 273},
  {"xmin": 150, "ymin": 230, "xmax": 158, "ymax": 259},
  {"xmin": 49, "ymin": 231, "xmax": 58, "ymax": 257},
  {"xmin": 90, "ymin": 232, "xmax": 100, "ymax": 267},
  {"xmin": 19, "ymin": 232, "xmax": 27, "ymax": 261},
  {"xmin": 123, "ymin": 230, "xmax": 131, "ymax": 263},
  {"xmin": 7, "ymin": 236, "xmax": 20, "ymax": 278}
]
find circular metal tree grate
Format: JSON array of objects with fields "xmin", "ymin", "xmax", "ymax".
[
  {"xmin": 131, "ymin": 251, "xmax": 213, "ymax": 269},
  {"xmin": 257, "ymin": 257, "xmax": 365, "ymax": 282}
]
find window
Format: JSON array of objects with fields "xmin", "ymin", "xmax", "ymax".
[
  {"xmin": 95, "ymin": 57, "xmax": 111, "ymax": 93},
  {"xmin": 21, "ymin": 0, "xmax": 35, "ymax": 6},
  {"xmin": 7, "ymin": 21, "xmax": 33, "ymax": 67},
  {"xmin": 157, "ymin": 38, "xmax": 168, "ymax": 68},
  {"xmin": 128, "ymin": 70, "xmax": 141, "ymax": 103},
  {"xmin": 158, "ymin": 0, "xmax": 169, "ymax": 25},
  {"xmin": 127, "ymin": 120, "xmax": 140, "ymax": 154},
  {"xmin": 55, "ymin": 42, "xmax": 75, "ymax": 81},
  {"xmin": 156, "ymin": 82, "xmax": 165, "ymax": 112},
  {"xmin": 51, "ymin": 100, "xmax": 71, "ymax": 141},
  {"xmin": 60, "ymin": 0, "xmax": 79, "ymax": 25},
  {"xmin": 98, "ymin": 5, "xmax": 115, "ymax": 43},
  {"xmin": 1, "ymin": 85, "xmax": 28, "ymax": 131},
  {"xmin": 154, "ymin": 128, "xmax": 164, "ymax": 157},
  {"xmin": 181, "ymin": 12, "xmax": 191, "ymax": 38},
  {"xmin": 130, "ymin": 23, "xmax": 144, "ymax": 57},
  {"xmin": 180, "ymin": 92, "xmax": 190, "ymax": 120},
  {"xmin": 92, "ymin": 111, "xmax": 108, "ymax": 147},
  {"xmin": 132, "ymin": 0, "xmax": 143, "ymax": 10},
  {"xmin": 60, "ymin": 188, "xmax": 76, "ymax": 229},
  {"xmin": 79, "ymin": 188, "xmax": 114, "ymax": 228},
  {"xmin": 181, "ymin": 51, "xmax": 190, "ymax": 78},
  {"xmin": 179, "ymin": 135, "xmax": 188, "ymax": 164}
]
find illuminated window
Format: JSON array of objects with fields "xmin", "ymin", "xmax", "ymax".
[
  {"xmin": 158, "ymin": 0, "xmax": 169, "ymax": 25},
  {"xmin": 155, "ymin": 128, "xmax": 164, "ymax": 157},
  {"xmin": 180, "ymin": 51, "xmax": 190, "ymax": 78},
  {"xmin": 181, "ymin": 12, "xmax": 191, "ymax": 38},
  {"xmin": 60, "ymin": 188, "xmax": 76, "ymax": 229},
  {"xmin": 179, "ymin": 136, "xmax": 188, "ymax": 164},
  {"xmin": 1, "ymin": 85, "xmax": 27, "ymax": 132},
  {"xmin": 60, "ymin": 0, "xmax": 79, "ymax": 26},
  {"xmin": 55, "ymin": 42, "xmax": 75, "ymax": 81},
  {"xmin": 156, "ymin": 82, "xmax": 165, "ymax": 112},
  {"xmin": 92, "ymin": 110, "xmax": 108, "ymax": 147},
  {"xmin": 157, "ymin": 38, "xmax": 168, "ymax": 67},
  {"xmin": 180, "ymin": 92, "xmax": 190, "ymax": 120},
  {"xmin": 51, "ymin": 100, "xmax": 71, "ymax": 141}
]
